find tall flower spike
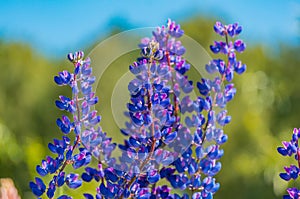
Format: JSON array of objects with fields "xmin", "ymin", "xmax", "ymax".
[
  {"xmin": 278, "ymin": 128, "xmax": 300, "ymax": 199},
  {"xmin": 186, "ymin": 21, "xmax": 246, "ymax": 198},
  {"xmin": 30, "ymin": 51, "xmax": 115, "ymax": 198},
  {"xmin": 30, "ymin": 20, "xmax": 246, "ymax": 199}
]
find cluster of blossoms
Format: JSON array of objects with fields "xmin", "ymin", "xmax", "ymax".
[
  {"xmin": 278, "ymin": 128, "xmax": 300, "ymax": 199},
  {"xmin": 30, "ymin": 20, "xmax": 246, "ymax": 199}
]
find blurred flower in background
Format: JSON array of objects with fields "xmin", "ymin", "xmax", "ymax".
[{"xmin": 0, "ymin": 178, "xmax": 21, "ymax": 199}]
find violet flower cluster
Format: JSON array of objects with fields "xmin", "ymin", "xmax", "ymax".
[
  {"xmin": 278, "ymin": 128, "xmax": 300, "ymax": 199},
  {"xmin": 29, "ymin": 20, "xmax": 246, "ymax": 199}
]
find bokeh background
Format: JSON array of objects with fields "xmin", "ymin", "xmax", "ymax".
[{"xmin": 0, "ymin": 0, "xmax": 300, "ymax": 198}]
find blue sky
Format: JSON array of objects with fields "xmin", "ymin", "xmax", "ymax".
[{"xmin": 0, "ymin": 0, "xmax": 299, "ymax": 58}]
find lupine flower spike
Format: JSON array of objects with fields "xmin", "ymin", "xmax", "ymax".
[
  {"xmin": 278, "ymin": 128, "xmax": 300, "ymax": 199},
  {"xmin": 30, "ymin": 20, "xmax": 246, "ymax": 199}
]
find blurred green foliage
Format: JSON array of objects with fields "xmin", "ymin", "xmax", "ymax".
[{"xmin": 0, "ymin": 17, "xmax": 299, "ymax": 199}]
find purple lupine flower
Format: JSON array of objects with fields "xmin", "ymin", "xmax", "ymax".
[
  {"xmin": 187, "ymin": 21, "xmax": 246, "ymax": 198},
  {"xmin": 213, "ymin": 21, "xmax": 226, "ymax": 36},
  {"xmin": 36, "ymin": 159, "xmax": 48, "ymax": 177},
  {"xmin": 55, "ymin": 96, "xmax": 76, "ymax": 113},
  {"xmin": 83, "ymin": 193, "xmax": 94, "ymax": 199},
  {"xmin": 167, "ymin": 19, "xmax": 184, "ymax": 38},
  {"xmin": 284, "ymin": 187, "xmax": 300, "ymax": 199},
  {"xmin": 214, "ymin": 21, "xmax": 242, "ymax": 37},
  {"xmin": 210, "ymin": 41, "xmax": 228, "ymax": 54},
  {"xmin": 72, "ymin": 148, "xmax": 92, "ymax": 169},
  {"xmin": 30, "ymin": 51, "xmax": 115, "ymax": 198},
  {"xmin": 234, "ymin": 39, "xmax": 246, "ymax": 53},
  {"xmin": 278, "ymin": 128, "xmax": 300, "ymax": 157},
  {"xmin": 66, "ymin": 173, "xmax": 82, "ymax": 189},
  {"xmin": 280, "ymin": 165, "xmax": 300, "ymax": 181},
  {"xmin": 227, "ymin": 23, "xmax": 242, "ymax": 37},
  {"xmin": 48, "ymin": 137, "xmax": 70, "ymax": 155},
  {"xmin": 278, "ymin": 128, "xmax": 300, "ymax": 198},
  {"xmin": 47, "ymin": 179, "xmax": 56, "ymax": 198},
  {"xmin": 30, "ymin": 20, "xmax": 246, "ymax": 199},
  {"xmin": 54, "ymin": 71, "xmax": 72, "ymax": 86},
  {"xmin": 29, "ymin": 177, "xmax": 46, "ymax": 197},
  {"xmin": 57, "ymin": 172, "xmax": 65, "ymax": 187},
  {"xmin": 197, "ymin": 78, "xmax": 211, "ymax": 96},
  {"xmin": 82, "ymin": 164, "xmax": 104, "ymax": 182}
]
